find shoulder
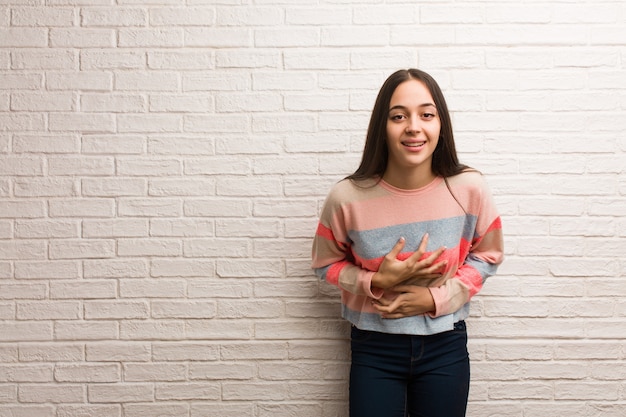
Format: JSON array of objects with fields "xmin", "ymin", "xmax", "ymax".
[
  {"xmin": 443, "ymin": 170, "xmax": 497, "ymax": 212},
  {"xmin": 446, "ymin": 169, "xmax": 490, "ymax": 193},
  {"xmin": 322, "ymin": 178, "xmax": 383, "ymax": 209}
]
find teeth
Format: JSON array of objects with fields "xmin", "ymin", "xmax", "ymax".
[{"xmin": 402, "ymin": 142, "xmax": 425, "ymax": 147}]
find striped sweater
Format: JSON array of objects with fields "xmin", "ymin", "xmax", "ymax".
[{"xmin": 311, "ymin": 172, "xmax": 504, "ymax": 335}]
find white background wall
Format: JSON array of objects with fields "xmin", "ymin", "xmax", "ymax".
[{"xmin": 1, "ymin": 1, "xmax": 625, "ymax": 416}]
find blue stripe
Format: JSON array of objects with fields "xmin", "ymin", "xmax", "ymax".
[
  {"xmin": 347, "ymin": 215, "xmax": 477, "ymax": 261},
  {"xmin": 314, "ymin": 265, "xmax": 330, "ymax": 281},
  {"xmin": 342, "ymin": 303, "xmax": 470, "ymax": 335},
  {"xmin": 465, "ymin": 254, "xmax": 498, "ymax": 281}
]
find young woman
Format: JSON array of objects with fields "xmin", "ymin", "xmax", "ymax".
[{"xmin": 311, "ymin": 69, "xmax": 504, "ymax": 417}]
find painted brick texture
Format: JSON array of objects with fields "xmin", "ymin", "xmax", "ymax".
[{"xmin": 1, "ymin": 1, "xmax": 625, "ymax": 416}]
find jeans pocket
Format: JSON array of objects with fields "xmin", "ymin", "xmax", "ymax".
[
  {"xmin": 453, "ymin": 320, "xmax": 466, "ymax": 332},
  {"xmin": 350, "ymin": 325, "xmax": 375, "ymax": 344}
]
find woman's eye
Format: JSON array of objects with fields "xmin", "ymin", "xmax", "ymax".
[
  {"xmin": 390, "ymin": 114, "xmax": 405, "ymax": 121},
  {"xmin": 422, "ymin": 113, "xmax": 435, "ymax": 119}
]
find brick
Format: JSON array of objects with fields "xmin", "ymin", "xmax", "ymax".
[
  {"xmin": 420, "ymin": 5, "xmax": 483, "ymax": 23},
  {"xmin": 217, "ymin": 300, "xmax": 283, "ymax": 319},
  {"xmin": 216, "ymin": 92, "xmax": 282, "ymax": 112},
  {"xmin": 82, "ymin": 135, "xmax": 144, "ymax": 154},
  {"xmin": 284, "ymin": 49, "xmax": 350, "ymax": 70},
  {"xmin": 0, "ymin": 28, "xmax": 47, "ymax": 47},
  {"xmin": 88, "ymin": 383, "xmax": 153, "ymax": 403},
  {"xmin": 151, "ymin": 300, "xmax": 216, "ymax": 319},
  {"xmin": 117, "ymin": 158, "xmax": 182, "ymax": 176},
  {"xmin": 148, "ymin": 179, "xmax": 216, "ymax": 197},
  {"xmin": 0, "ymin": 114, "xmax": 45, "ymax": 131},
  {"xmin": 117, "ymin": 238, "xmax": 181, "ymax": 257},
  {"xmin": 118, "ymin": 28, "xmax": 183, "ymax": 47},
  {"xmin": 54, "ymin": 364, "xmax": 120, "ymax": 382},
  {"xmin": 115, "ymin": 72, "xmax": 178, "ymax": 91},
  {"xmin": 81, "ymin": 7, "xmax": 147, "ymax": 27},
  {"xmin": 80, "ymin": 50, "xmax": 145, "ymax": 70},
  {"xmin": 124, "ymin": 403, "xmax": 188, "ymax": 417},
  {"xmin": 120, "ymin": 279, "xmax": 185, "ymax": 298},
  {"xmin": 120, "ymin": 321, "xmax": 185, "ymax": 340},
  {"xmin": 49, "ymin": 239, "xmax": 116, "ymax": 259},
  {"xmin": 150, "ymin": 259, "xmax": 215, "ymax": 278},
  {"xmin": 50, "ymin": 280, "xmax": 117, "ymax": 300},
  {"xmin": 13, "ymin": 134, "xmax": 79, "ymax": 153},
  {"xmin": 187, "ymin": 280, "xmax": 252, "ymax": 299},
  {"xmin": 152, "ymin": 342, "xmax": 219, "ymax": 361},
  {"xmin": 18, "ymin": 384, "xmax": 84, "ymax": 403},
  {"xmin": 0, "ymin": 240, "xmax": 46, "ymax": 260},
  {"xmin": 156, "ymin": 382, "xmax": 220, "ymax": 400},
  {"xmin": 149, "ymin": 94, "xmax": 213, "ymax": 112},
  {"xmin": 150, "ymin": 137, "xmax": 213, "ymax": 157},
  {"xmin": 19, "ymin": 343, "xmax": 84, "ymax": 362},
  {"xmin": 118, "ymin": 199, "xmax": 182, "ymax": 217},
  {"xmin": 150, "ymin": 219, "xmax": 213, "ymax": 237},
  {"xmin": 12, "ymin": 49, "xmax": 76, "ymax": 70},
  {"xmin": 0, "ymin": 364, "xmax": 53, "ymax": 382},
  {"xmin": 185, "ymin": 319, "xmax": 252, "ymax": 340},
  {"xmin": 54, "ymin": 321, "xmax": 118, "ymax": 341},
  {"xmin": 216, "ymin": 49, "xmax": 279, "ymax": 69},
  {"xmin": 0, "ymin": 284, "xmax": 47, "ymax": 300},
  {"xmin": 191, "ymin": 403, "xmax": 254, "ymax": 417},
  {"xmin": 217, "ymin": 6, "xmax": 280, "ymax": 26},
  {"xmin": 149, "ymin": 51, "xmax": 214, "ymax": 70},
  {"xmin": 11, "ymin": 91, "xmax": 75, "ymax": 111},
  {"xmin": 117, "ymin": 114, "xmax": 182, "ymax": 133},
  {"xmin": 185, "ymin": 27, "xmax": 251, "ymax": 48},
  {"xmin": 222, "ymin": 382, "xmax": 288, "ymax": 401},
  {"xmin": 185, "ymin": 156, "xmax": 250, "ymax": 175},
  {"xmin": 258, "ymin": 403, "xmax": 323, "ymax": 417},
  {"xmin": 150, "ymin": 7, "xmax": 215, "ymax": 25},
  {"xmin": 81, "ymin": 93, "xmax": 146, "ymax": 112},
  {"xmin": 84, "ymin": 259, "xmax": 148, "ymax": 278},
  {"xmin": 84, "ymin": 301, "xmax": 149, "ymax": 319},
  {"xmin": 47, "ymin": 71, "xmax": 112, "ymax": 91},
  {"xmin": 123, "ymin": 363, "xmax": 187, "ymax": 381},
  {"xmin": 184, "ymin": 114, "xmax": 249, "ymax": 133},
  {"xmin": 183, "ymin": 72, "xmax": 249, "ymax": 92},
  {"xmin": 86, "ymin": 342, "xmax": 151, "ymax": 362},
  {"xmin": 189, "ymin": 362, "xmax": 255, "ymax": 380},
  {"xmin": 50, "ymin": 113, "xmax": 115, "ymax": 133},
  {"xmin": 50, "ymin": 28, "xmax": 115, "ymax": 47},
  {"xmin": 57, "ymin": 405, "xmax": 121, "ymax": 417},
  {"xmin": 15, "ymin": 178, "xmax": 77, "ymax": 198},
  {"xmin": 11, "ymin": 7, "xmax": 75, "ymax": 26},
  {"xmin": 17, "ymin": 301, "xmax": 80, "ymax": 320}
]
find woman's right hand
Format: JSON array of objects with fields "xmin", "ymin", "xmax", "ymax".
[{"xmin": 371, "ymin": 234, "xmax": 447, "ymax": 290}]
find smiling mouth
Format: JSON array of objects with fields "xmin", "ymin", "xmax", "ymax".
[{"xmin": 402, "ymin": 141, "xmax": 426, "ymax": 147}]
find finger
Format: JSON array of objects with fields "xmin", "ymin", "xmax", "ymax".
[
  {"xmin": 407, "ymin": 233, "xmax": 429, "ymax": 261},
  {"xmin": 414, "ymin": 246, "xmax": 447, "ymax": 269},
  {"xmin": 372, "ymin": 297, "xmax": 391, "ymax": 307},
  {"xmin": 386, "ymin": 237, "xmax": 406, "ymax": 259},
  {"xmin": 371, "ymin": 298, "xmax": 399, "ymax": 313},
  {"xmin": 381, "ymin": 312, "xmax": 405, "ymax": 319}
]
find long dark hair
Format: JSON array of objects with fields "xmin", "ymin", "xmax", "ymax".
[{"xmin": 347, "ymin": 69, "xmax": 470, "ymax": 182}]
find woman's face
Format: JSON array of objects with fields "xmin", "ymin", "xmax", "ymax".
[{"xmin": 384, "ymin": 79, "xmax": 441, "ymax": 187}]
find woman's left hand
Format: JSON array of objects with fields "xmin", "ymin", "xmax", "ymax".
[{"xmin": 371, "ymin": 285, "xmax": 436, "ymax": 319}]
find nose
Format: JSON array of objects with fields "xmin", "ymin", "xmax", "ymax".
[{"xmin": 405, "ymin": 115, "xmax": 421, "ymax": 133}]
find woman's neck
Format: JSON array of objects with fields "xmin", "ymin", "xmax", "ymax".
[{"xmin": 382, "ymin": 167, "xmax": 436, "ymax": 190}]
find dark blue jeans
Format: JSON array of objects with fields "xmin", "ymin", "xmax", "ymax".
[{"xmin": 349, "ymin": 321, "xmax": 470, "ymax": 417}]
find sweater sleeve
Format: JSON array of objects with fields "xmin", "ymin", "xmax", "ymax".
[
  {"xmin": 311, "ymin": 186, "xmax": 384, "ymax": 300},
  {"xmin": 428, "ymin": 178, "xmax": 504, "ymax": 317}
]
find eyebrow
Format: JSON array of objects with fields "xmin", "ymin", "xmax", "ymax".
[{"xmin": 388, "ymin": 103, "xmax": 437, "ymax": 111}]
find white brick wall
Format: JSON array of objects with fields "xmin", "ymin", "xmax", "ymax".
[{"xmin": 1, "ymin": 1, "xmax": 625, "ymax": 416}]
